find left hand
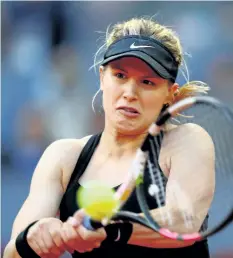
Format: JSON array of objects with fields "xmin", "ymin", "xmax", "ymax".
[{"xmin": 61, "ymin": 209, "xmax": 107, "ymax": 253}]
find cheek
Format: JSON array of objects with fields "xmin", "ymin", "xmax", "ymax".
[
  {"xmin": 102, "ymin": 90, "xmax": 112, "ymax": 112},
  {"xmin": 102, "ymin": 82, "xmax": 120, "ymax": 111},
  {"xmin": 143, "ymin": 91, "xmax": 165, "ymax": 110},
  {"xmin": 142, "ymin": 89, "xmax": 168, "ymax": 119}
]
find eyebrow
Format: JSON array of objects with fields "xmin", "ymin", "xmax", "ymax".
[
  {"xmin": 142, "ymin": 73, "xmax": 161, "ymax": 79},
  {"xmin": 110, "ymin": 61, "xmax": 162, "ymax": 79},
  {"xmin": 110, "ymin": 63, "xmax": 127, "ymax": 72}
]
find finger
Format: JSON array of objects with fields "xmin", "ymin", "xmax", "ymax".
[
  {"xmin": 27, "ymin": 226, "xmax": 45, "ymax": 256},
  {"xmin": 77, "ymin": 249, "xmax": 85, "ymax": 253},
  {"xmin": 72, "ymin": 209, "xmax": 86, "ymax": 223},
  {"xmin": 67, "ymin": 216, "xmax": 80, "ymax": 228},
  {"xmin": 62, "ymin": 222, "xmax": 78, "ymax": 242},
  {"xmin": 41, "ymin": 254, "xmax": 58, "ymax": 258},
  {"xmin": 42, "ymin": 227, "xmax": 63, "ymax": 256},
  {"xmin": 36, "ymin": 223, "xmax": 53, "ymax": 255},
  {"xmin": 61, "ymin": 232, "xmax": 75, "ymax": 253},
  {"xmin": 27, "ymin": 238, "xmax": 44, "ymax": 257},
  {"xmin": 77, "ymin": 225, "xmax": 104, "ymax": 241},
  {"xmin": 96, "ymin": 227, "xmax": 107, "ymax": 237},
  {"xmin": 94, "ymin": 241, "xmax": 101, "ymax": 248},
  {"xmin": 37, "ymin": 232, "xmax": 51, "ymax": 255},
  {"xmin": 82, "ymin": 241, "xmax": 100, "ymax": 252},
  {"xmin": 76, "ymin": 225, "xmax": 89, "ymax": 241},
  {"xmin": 76, "ymin": 248, "xmax": 91, "ymax": 253},
  {"xmin": 61, "ymin": 222, "xmax": 78, "ymax": 253},
  {"xmin": 27, "ymin": 226, "xmax": 49, "ymax": 255},
  {"xmin": 63, "ymin": 223, "xmax": 95, "ymax": 254},
  {"xmin": 48, "ymin": 226, "xmax": 66, "ymax": 254}
]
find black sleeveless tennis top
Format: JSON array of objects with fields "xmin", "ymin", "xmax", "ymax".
[{"xmin": 59, "ymin": 133, "xmax": 210, "ymax": 258}]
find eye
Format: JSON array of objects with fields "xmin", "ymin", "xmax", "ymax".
[
  {"xmin": 115, "ymin": 73, "xmax": 126, "ymax": 79},
  {"xmin": 143, "ymin": 79, "xmax": 155, "ymax": 86}
]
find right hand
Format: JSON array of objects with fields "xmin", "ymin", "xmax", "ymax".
[{"xmin": 26, "ymin": 218, "xmax": 73, "ymax": 258}]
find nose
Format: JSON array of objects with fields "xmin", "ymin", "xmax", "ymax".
[{"xmin": 123, "ymin": 81, "xmax": 138, "ymax": 102}]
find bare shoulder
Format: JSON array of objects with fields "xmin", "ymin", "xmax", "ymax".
[
  {"xmin": 50, "ymin": 135, "xmax": 92, "ymax": 157},
  {"xmin": 164, "ymin": 123, "xmax": 214, "ymax": 147},
  {"xmin": 30, "ymin": 135, "xmax": 93, "ymax": 189},
  {"xmin": 51, "ymin": 135, "xmax": 93, "ymax": 191},
  {"xmin": 161, "ymin": 123, "xmax": 215, "ymax": 171},
  {"xmin": 48, "ymin": 135, "xmax": 92, "ymax": 160}
]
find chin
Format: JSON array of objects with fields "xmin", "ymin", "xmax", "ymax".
[
  {"xmin": 115, "ymin": 122, "xmax": 148, "ymax": 136},
  {"xmin": 107, "ymin": 114, "xmax": 150, "ymax": 135}
]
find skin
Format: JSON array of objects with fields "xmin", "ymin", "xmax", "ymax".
[{"xmin": 3, "ymin": 57, "xmax": 215, "ymax": 258}]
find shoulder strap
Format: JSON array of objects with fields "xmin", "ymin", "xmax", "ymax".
[{"xmin": 66, "ymin": 133, "xmax": 102, "ymax": 191}]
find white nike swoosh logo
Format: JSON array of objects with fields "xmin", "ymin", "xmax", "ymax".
[
  {"xmin": 130, "ymin": 42, "xmax": 154, "ymax": 49},
  {"xmin": 115, "ymin": 229, "xmax": 121, "ymax": 241}
]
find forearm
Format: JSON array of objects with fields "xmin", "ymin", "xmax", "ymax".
[
  {"xmin": 128, "ymin": 223, "xmax": 195, "ymax": 248},
  {"xmin": 128, "ymin": 206, "xmax": 197, "ymax": 248},
  {"xmin": 3, "ymin": 239, "xmax": 21, "ymax": 258}
]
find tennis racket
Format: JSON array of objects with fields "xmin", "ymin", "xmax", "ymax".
[{"xmin": 82, "ymin": 96, "xmax": 233, "ymax": 241}]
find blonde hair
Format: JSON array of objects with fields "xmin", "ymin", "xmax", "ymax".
[{"xmin": 92, "ymin": 17, "xmax": 210, "ymax": 111}]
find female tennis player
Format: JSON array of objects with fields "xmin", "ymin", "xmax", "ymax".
[{"xmin": 4, "ymin": 17, "xmax": 214, "ymax": 258}]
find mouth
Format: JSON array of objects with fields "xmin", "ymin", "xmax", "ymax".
[{"xmin": 117, "ymin": 106, "xmax": 140, "ymax": 117}]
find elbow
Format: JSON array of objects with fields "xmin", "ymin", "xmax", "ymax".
[
  {"xmin": 3, "ymin": 240, "xmax": 19, "ymax": 258},
  {"xmin": 3, "ymin": 244, "xmax": 11, "ymax": 258},
  {"xmin": 3, "ymin": 243, "xmax": 11, "ymax": 258}
]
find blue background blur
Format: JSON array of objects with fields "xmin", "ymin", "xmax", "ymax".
[{"xmin": 1, "ymin": 1, "xmax": 233, "ymax": 257}]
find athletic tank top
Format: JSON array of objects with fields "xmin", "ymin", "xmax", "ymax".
[{"xmin": 59, "ymin": 133, "xmax": 210, "ymax": 258}]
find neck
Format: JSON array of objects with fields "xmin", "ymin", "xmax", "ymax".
[{"xmin": 99, "ymin": 127, "xmax": 147, "ymax": 158}]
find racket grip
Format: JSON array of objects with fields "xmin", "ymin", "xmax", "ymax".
[{"xmin": 83, "ymin": 216, "xmax": 103, "ymax": 231}]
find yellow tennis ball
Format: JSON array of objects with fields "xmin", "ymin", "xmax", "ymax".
[{"xmin": 76, "ymin": 181, "xmax": 119, "ymax": 221}]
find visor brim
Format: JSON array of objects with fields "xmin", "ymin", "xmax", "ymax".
[{"xmin": 100, "ymin": 51, "xmax": 174, "ymax": 82}]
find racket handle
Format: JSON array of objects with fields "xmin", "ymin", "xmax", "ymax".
[{"xmin": 83, "ymin": 216, "xmax": 103, "ymax": 231}]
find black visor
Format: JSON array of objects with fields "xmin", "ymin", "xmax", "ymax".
[{"xmin": 100, "ymin": 35, "xmax": 179, "ymax": 82}]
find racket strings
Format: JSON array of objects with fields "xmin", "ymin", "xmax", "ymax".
[
  {"xmin": 147, "ymin": 136, "xmax": 175, "ymax": 226},
  {"xmin": 147, "ymin": 137, "xmax": 194, "ymax": 230},
  {"xmin": 148, "ymin": 136, "xmax": 167, "ymax": 202}
]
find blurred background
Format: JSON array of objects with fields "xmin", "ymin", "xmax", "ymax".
[{"xmin": 1, "ymin": 1, "xmax": 233, "ymax": 257}]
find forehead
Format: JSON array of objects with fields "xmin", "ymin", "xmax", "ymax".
[{"xmin": 108, "ymin": 57, "xmax": 161, "ymax": 78}]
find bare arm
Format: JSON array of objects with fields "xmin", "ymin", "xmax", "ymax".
[
  {"xmin": 3, "ymin": 139, "xmax": 82, "ymax": 258},
  {"xmin": 128, "ymin": 124, "xmax": 215, "ymax": 248}
]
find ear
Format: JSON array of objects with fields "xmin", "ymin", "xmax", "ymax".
[
  {"xmin": 169, "ymin": 83, "xmax": 179, "ymax": 94},
  {"xmin": 165, "ymin": 83, "xmax": 180, "ymax": 104},
  {"xmin": 99, "ymin": 66, "xmax": 104, "ymax": 91}
]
